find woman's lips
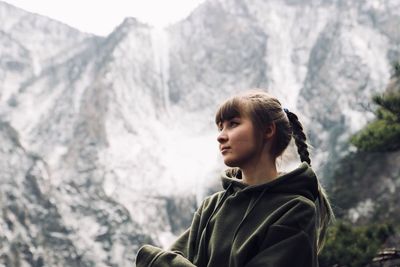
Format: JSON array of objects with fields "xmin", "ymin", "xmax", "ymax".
[{"xmin": 220, "ymin": 147, "xmax": 231, "ymax": 153}]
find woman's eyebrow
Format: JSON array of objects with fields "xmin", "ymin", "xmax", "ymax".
[
  {"xmin": 217, "ymin": 116, "xmax": 241, "ymax": 126},
  {"xmin": 229, "ymin": 116, "xmax": 241, "ymax": 121}
]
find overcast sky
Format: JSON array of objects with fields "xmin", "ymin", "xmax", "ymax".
[{"xmin": 3, "ymin": 0, "xmax": 206, "ymax": 36}]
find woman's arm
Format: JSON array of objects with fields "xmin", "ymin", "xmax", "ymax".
[
  {"xmin": 136, "ymin": 244, "xmax": 197, "ymax": 267},
  {"xmin": 135, "ymin": 207, "xmax": 203, "ymax": 267}
]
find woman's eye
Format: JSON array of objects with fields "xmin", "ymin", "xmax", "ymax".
[
  {"xmin": 229, "ymin": 121, "xmax": 239, "ymax": 127},
  {"xmin": 217, "ymin": 120, "xmax": 239, "ymax": 131}
]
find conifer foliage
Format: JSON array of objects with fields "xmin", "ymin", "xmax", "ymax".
[
  {"xmin": 351, "ymin": 62, "xmax": 400, "ymax": 152},
  {"xmin": 319, "ymin": 221, "xmax": 394, "ymax": 267}
]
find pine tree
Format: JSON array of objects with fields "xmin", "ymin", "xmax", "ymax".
[
  {"xmin": 319, "ymin": 221, "xmax": 394, "ymax": 267},
  {"xmin": 351, "ymin": 62, "xmax": 400, "ymax": 152}
]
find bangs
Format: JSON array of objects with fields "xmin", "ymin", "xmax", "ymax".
[{"xmin": 215, "ymin": 97, "xmax": 247, "ymax": 125}]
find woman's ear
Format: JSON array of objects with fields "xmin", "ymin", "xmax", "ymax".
[{"xmin": 264, "ymin": 123, "xmax": 276, "ymax": 140}]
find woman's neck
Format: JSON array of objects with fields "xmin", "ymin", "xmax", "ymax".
[{"xmin": 241, "ymin": 158, "xmax": 278, "ymax": 186}]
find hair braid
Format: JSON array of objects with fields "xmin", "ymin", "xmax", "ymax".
[
  {"xmin": 284, "ymin": 110, "xmax": 311, "ymax": 165},
  {"xmin": 284, "ymin": 108, "xmax": 334, "ymax": 252}
]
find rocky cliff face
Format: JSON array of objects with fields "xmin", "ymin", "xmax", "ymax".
[
  {"xmin": 0, "ymin": 121, "xmax": 152, "ymax": 266},
  {"xmin": 0, "ymin": 122, "xmax": 75, "ymax": 267},
  {"xmin": 0, "ymin": 0, "xmax": 399, "ymax": 266}
]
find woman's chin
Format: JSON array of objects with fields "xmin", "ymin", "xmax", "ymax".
[{"xmin": 223, "ymin": 158, "xmax": 240, "ymax": 168}]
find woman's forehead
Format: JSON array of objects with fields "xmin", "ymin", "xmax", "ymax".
[
  {"xmin": 218, "ymin": 116, "xmax": 241, "ymax": 123},
  {"xmin": 215, "ymin": 102, "xmax": 249, "ymax": 122}
]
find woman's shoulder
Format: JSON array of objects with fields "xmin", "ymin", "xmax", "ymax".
[
  {"xmin": 196, "ymin": 190, "xmax": 227, "ymax": 214},
  {"xmin": 270, "ymin": 194, "xmax": 317, "ymax": 216},
  {"xmin": 287, "ymin": 194, "xmax": 317, "ymax": 209},
  {"xmin": 202, "ymin": 190, "xmax": 225, "ymax": 205},
  {"xmin": 269, "ymin": 194, "xmax": 317, "ymax": 231}
]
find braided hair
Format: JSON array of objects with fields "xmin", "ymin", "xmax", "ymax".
[
  {"xmin": 284, "ymin": 109, "xmax": 310, "ymax": 165},
  {"xmin": 284, "ymin": 108, "xmax": 334, "ymax": 253}
]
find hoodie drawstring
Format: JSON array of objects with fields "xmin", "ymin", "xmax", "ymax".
[{"xmin": 231, "ymin": 186, "xmax": 269, "ymax": 241}]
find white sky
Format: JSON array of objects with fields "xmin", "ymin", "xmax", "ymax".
[{"xmin": 3, "ymin": 0, "xmax": 206, "ymax": 36}]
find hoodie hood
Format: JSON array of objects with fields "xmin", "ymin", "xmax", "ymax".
[{"xmin": 221, "ymin": 162, "xmax": 319, "ymax": 201}]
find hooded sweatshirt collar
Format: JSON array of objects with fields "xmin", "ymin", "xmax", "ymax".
[{"xmin": 221, "ymin": 162, "xmax": 319, "ymax": 201}]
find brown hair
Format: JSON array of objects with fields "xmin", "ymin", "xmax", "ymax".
[{"xmin": 215, "ymin": 89, "xmax": 334, "ymax": 253}]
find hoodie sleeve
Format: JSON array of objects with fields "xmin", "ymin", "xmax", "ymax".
[
  {"xmin": 244, "ymin": 198, "xmax": 318, "ymax": 267},
  {"xmin": 135, "ymin": 208, "xmax": 203, "ymax": 267},
  {"xmin": 135, "ymin": 245, "xmax": 197, "ymax": 267}
]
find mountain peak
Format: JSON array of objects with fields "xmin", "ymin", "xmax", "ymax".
[{"xmin": 114, "ymin": 17, "xmax": 151, "ymax": 32}]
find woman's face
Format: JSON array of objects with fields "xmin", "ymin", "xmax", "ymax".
[{"xmin": 217, "ymin": 115, "xmax": 263, "ymax": 168}]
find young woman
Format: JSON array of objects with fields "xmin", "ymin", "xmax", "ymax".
[{"xmin": 136, "ymin": 90, "xmax": 334, "ymax": 267}]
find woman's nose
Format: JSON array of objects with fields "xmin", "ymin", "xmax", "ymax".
[{"xmin": 217, "ymin": 130, "xmax": 228, "ymax": 144}]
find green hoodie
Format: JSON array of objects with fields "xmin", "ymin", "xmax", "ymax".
[{"xmin": 136, "ymin": 162, "xmax": 319, "ymax": 267}]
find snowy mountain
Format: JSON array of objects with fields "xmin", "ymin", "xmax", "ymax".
[
  {"xmin": 0, "ymin": 1, "xmax": 92, "ymax": 106},
  {"xmin": 0, "ymin": 0, "xmax": 399, "ymax": 266}
]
